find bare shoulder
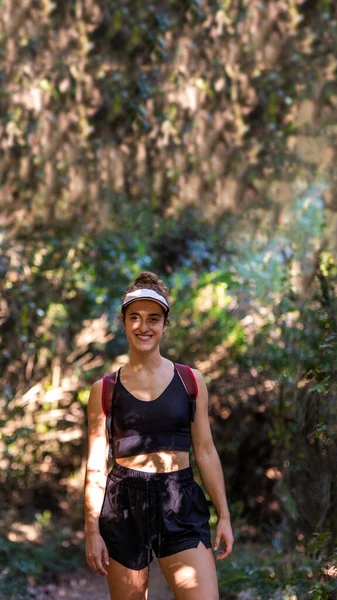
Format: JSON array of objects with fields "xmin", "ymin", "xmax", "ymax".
[
  {"xmin": 89, "ymin": 378, "xmax": 103, "ymax": 395},
  {"xmin": 190, "ymin": 368, "xmax": 214, "ymax": 455},
  {"xmin": 190, "ymin": 368, "xmax": 207, "ymax": 394},
  {"xmin": 87, "ymin": 379, "xmax": 104, "ymax": 414},
  {"xmin": 91, "ymin": 378, "xmax": 103, "ymax": 390},
  {"xmin": 189, "ymin": 368, "xmax": 209, "ymax": 415},
  {"xmin": 86, "ymin": 379, "xmax": 108, "ymax": 459}
]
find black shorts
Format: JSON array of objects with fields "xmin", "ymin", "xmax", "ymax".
[{"xmin": 99, "ymin": 462, "xmax": 212, "ymax": 571}]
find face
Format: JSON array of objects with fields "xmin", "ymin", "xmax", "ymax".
[{"xmin": 123, "ymin": 300, "xmax": 167, "ymax": 351}]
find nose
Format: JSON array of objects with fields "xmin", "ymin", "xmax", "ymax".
[{"xmin": 137, "ymin": 320, "xmax": 150, "ymax": 333}]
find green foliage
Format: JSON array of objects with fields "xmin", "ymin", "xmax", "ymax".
[
  {"xmin": 308, "ymin": 582, "xmax": 337, "ymax": 600},
  {"xmin": 0, "ymin": 529, "xmax": 83, "ymax": 600},
  {"xmin": 2, "ymin": 0, "xmax": 337, "ymax": 221},
  {"xmin": 217, "ymin": 544, "xmax": 337, "ymax": 600},
  {"xmin": 165, "ymin": 266, "xmax": 246, "ymax": 361}
]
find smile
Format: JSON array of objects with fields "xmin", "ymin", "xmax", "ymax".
[{"xmin": 136, "ymin": 335, "xmax": 153, "ymax": 341}]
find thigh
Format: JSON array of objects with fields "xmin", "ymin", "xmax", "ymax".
[
  {"xmin": 158, "ymin": 541, "xmax": 219, "ymax": 600},
  {"xmin": 106, "ymin": 556, "xmax": 149, "ymax": 600}
]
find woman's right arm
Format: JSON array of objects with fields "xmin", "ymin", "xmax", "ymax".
[{"xmin": 84, "ymin": 379, "xmax": 110, "ymax": 576}]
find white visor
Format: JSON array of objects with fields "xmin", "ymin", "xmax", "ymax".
[{"xmin": 122, "ymin": 288, "xmax": 169, "ymax": 314}]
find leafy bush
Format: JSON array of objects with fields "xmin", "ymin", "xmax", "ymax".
[
  {"xmin": 0, "ymin": 529, "xmax": 84, "ymax": 600},
  {"xmin": 217, "ymin": 543, "xmax": 337, "ymax": 600}
]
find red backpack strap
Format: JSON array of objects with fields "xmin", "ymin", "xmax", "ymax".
[
  {"xmin": 102, "ymin": 372, "xmax": 117, "ymax": 458},
  {"xmin": 102, "ymin": 372, "xmax": 117, "ymax": 415},
  {"xmin": 175, "ymin": 363, "xmax": 198, "ymax": 422}
]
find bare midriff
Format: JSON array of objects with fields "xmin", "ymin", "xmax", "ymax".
[{"xmin": 116, "ymin": 450, "xmax": 190, "ymax": 472}]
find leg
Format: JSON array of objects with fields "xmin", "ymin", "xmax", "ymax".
[
  {"xmin": 158, "ymin": 541, "xmax": 219, "ymax": 600},
  {"xmin": 106, "ymin": 556, "xmax": 149, "ymax": 600}
]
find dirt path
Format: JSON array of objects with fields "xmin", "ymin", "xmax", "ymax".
[{"xmin": 36, "ymin": 559, "xmax": 174, "ymax": 600}]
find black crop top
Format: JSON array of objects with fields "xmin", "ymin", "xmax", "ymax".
[{"xmin": 111, "ymin": 365, "xmax": 193, "ymax": 458}]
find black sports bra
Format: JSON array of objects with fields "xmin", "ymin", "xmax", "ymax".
[{"xmin": 111, "ymin": 365, "xmax": 193, "ymax": 458}]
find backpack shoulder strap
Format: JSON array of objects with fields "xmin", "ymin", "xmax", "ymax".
[
  {"xmin": 102, "ymin": 371, "xmax": 117, "ymax": 459},
  {"xmin": 102, "ymin": 371, "xmax": 117, "ymax": 416},
  {"xmin": 175, "ymin": 363, "xmax": 198, "ymax": 421}
]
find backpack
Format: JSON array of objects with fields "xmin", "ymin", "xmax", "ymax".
[{"xmin": 102, "ymin": 363, "xmax": 198, "ymax": 458}]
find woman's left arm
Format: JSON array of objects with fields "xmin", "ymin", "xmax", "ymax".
[{"xmin": 191, "ymin": 368, "xmax": 234, "ymax": 560}]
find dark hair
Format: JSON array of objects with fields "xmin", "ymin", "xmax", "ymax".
[{"xmin": 121, "ymin": 271, "xmax": 170, "ymax": 326}]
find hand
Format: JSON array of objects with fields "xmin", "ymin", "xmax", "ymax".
[
  {"xmin": 213, "ymin": 516, "xmax": 234, "ymax": 560},
  {"xmin": 86, "ymin": 533, "xmax": 110, "ymax": 576}
]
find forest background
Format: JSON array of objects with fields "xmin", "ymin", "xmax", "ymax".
[{"xmin": 0, "ymin": 0, "xmax": 337, "ymax": 599}]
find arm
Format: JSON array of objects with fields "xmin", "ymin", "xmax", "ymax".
[
  {"xmin": 84, "ymin": 379, "xmax": 110, "ymax": 575},
  {"xmin": 191, "ymin": 369, "xmax": 234, "ymax": 560}
]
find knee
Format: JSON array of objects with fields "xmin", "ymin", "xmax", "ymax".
[
  {"xmin": 195, "ymin": 590, "xmax": 218, "ymax": 600},
  {"xmin": 107, "ymin": 563, "xmax": 149, "ymax": 599},
  {"xmin": 109, "ymin": 583, "xmax": 148, "ymax": 600},
  {"xmin": 125, "ymin": 590, "xmax": 148, "ymax": 600},
  {"xmin": 122, "ymin": 574, "xmax": 148, "ymax": 599}
]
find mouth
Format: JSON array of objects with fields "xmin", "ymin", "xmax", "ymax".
[{"xmin": 136, "ymin": 335, "xmax": 153, "ymax": 342}]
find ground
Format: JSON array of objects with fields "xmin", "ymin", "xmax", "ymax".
[{"xmin": 35, "ymin": 559, "xmax": 174, "ymax": 600}]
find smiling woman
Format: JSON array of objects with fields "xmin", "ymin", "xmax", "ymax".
[
  {"xmin": 84, "ymin": 271, "xmax": 234, "ymax": 600},
  {"xmin": 123, "ymin": 300, "xmax": 167, "ymax": 356}
]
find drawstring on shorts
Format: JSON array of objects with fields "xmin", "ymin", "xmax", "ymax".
[
  {"xmin": 145, "ymin": 482, "xmax": 162, "ymax": 568},
  {"xmin": 146, "ymin": 479, "xmax": 151, "ymax": 568},
  {"xmin": 157, "ymin": 489, "xmax": 162, "ymax": 557}
]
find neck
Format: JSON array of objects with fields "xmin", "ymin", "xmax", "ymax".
[{"xmin": 127, "ymin": 349, "xmax": 163, "ymax": 372}]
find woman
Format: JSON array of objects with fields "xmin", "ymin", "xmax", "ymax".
[{"xmin": 84, "ymin": 272, "xmax": 234, "ymax": 600}]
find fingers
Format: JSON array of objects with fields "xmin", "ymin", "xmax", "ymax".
[
  {"xmin": 86, "ymin": 537, "xmax": 110, "ymax": 576},
  {"xmin": 214, "ymin": 537, "xmax": 234, "ymax": 560},
  {"xmin": 213, "ymin": 535, "xmax": 221, "ymax": 551},
  {"xmin": 103, "ymin": 546, "xmax": 110, "ymax": 569},
  {"xmin": 215, "ymin": 547, "xmax": 232, "ymax": 560},
  {"xmin": 86, "ymin": 552, "xmax": 108, "ymax": 576},
  {"xmin": 94, "ymin": 555, "xmax": 108, "ymax": 576}
]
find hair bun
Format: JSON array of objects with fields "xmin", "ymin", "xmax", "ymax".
[
  {"xmin": 123, "ymin": 270, "xmax": 169, "ymax": 303},
  {"xmin": 134, "ymin": 271, "xmax": 160, "ymax": 286},
  {"xmin": 121, "ymin": 271, "xmax": 170, "ymax": 321}
]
